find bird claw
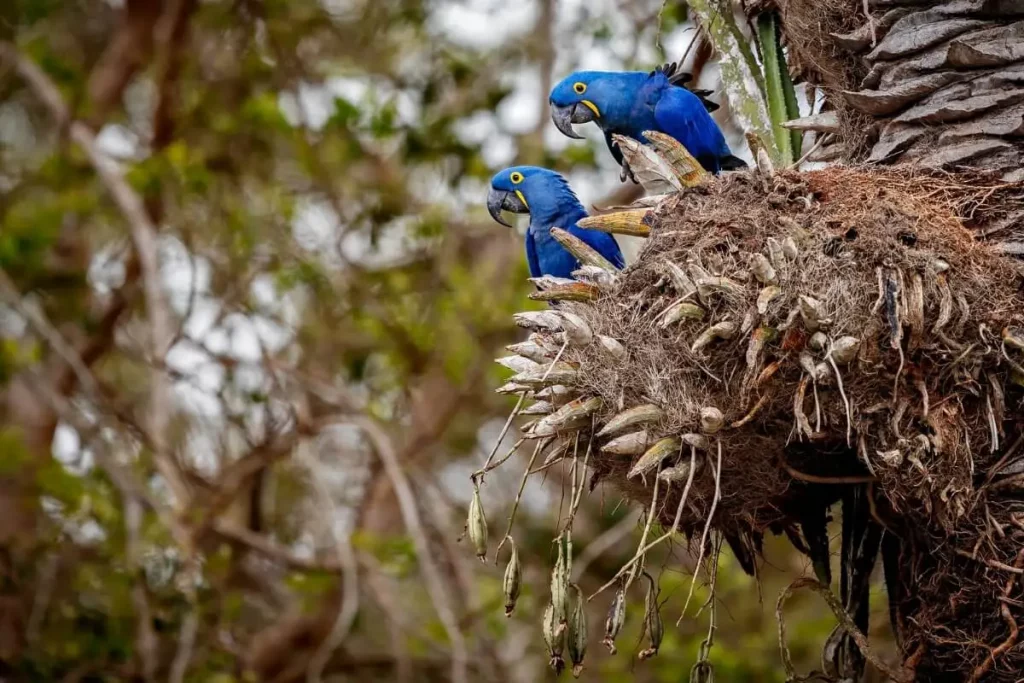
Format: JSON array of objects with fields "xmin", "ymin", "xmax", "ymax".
[{"xmin": 619, "ymin": 160, "xmax": 638, "ymax": 185}]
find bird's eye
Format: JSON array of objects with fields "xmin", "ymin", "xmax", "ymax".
[
  {"xmin": 573, "ymin": 82, "xmax": 586, "ymax": 95},
  {"xmin": 510, "ymin": 172, "xmax": 524, "ymax": 184}
]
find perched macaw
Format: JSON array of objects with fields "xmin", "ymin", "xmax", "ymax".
[
  {"xmin": 487, "ymin": 166, "xmax": 624, "ymax": 279},
  {"xmin": 549, "ymin": 62, "xmax": 746, "ymax": 178}
]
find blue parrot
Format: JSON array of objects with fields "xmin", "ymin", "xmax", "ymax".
[
  {"xmin": 487, "ymin": 166, "xmax": 624, "ymax": 279},
  {"xmin": 548, "ymin": 62, "xmax": 746, "ymax": 179}
]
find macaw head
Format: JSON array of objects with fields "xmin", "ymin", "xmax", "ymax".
[
  {"xmin": 487, "ymin": 166, "xmax": 580, "ymax": 227},
  {"xmin": 549, "ymin": 71, "xmax": 637, "ymax": 139}
]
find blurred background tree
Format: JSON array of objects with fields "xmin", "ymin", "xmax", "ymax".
[{"xmin": 0, "ymin": 1, "xmax": 880, "ymax": 681}]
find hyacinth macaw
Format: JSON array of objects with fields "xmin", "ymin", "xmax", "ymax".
[
  {"xmin": 549, "ymin": 62, "xmax": 746, "ymax": 178},
  {"xmin": 487, "ymin": 166, "xmax": 624, "ymax": 279}
]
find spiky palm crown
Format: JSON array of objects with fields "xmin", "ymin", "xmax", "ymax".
[{"xmin": 477, "ymin": 3, "xmax": 1024, "ymax": 679}]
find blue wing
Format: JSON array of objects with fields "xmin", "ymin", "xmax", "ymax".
[
  {"xmin": 653, "ymin": 86, "xmax": 730, "ymax": 175},
  {"xmin": 524, "ymin": 230, "xmax": 542, "ymax": 278}
]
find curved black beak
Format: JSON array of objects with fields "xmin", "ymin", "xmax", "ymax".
[
  {"xmin": 487, "ymin": 187, "xmax": 528, "ymax": 227},
  {"xmin": 550, "ymin": 102, "xmax": 592, "ymax": 140}
]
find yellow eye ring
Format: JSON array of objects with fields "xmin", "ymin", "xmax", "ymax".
[
  {"xmin": 510, "ymin": 172, "xmax": 524, "ymax": 184},
  {"xmin": 573, "ymin": 82, "xmax": 586, "ymax": 95}
]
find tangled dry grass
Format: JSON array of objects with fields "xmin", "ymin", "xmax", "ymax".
[{"xmin": 531, "ymin": 167, "xmax": 1024, "ymax": 681}]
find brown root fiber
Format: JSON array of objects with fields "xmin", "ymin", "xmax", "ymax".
[{"xmin": 554, "ymin": 167, "xmax": 1024, "ymax": 681}]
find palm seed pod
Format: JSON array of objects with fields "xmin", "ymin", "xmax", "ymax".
[
  {"xmin": 665, "ymin": 261, "xmax": 697, "ymax": 297},
  {"xmin": 571, "ymin": 265, "xmax": 618, "ymax": 289},
  {"xmin": 558, "ymin": 311, "xmax": 594, "ymax": 346},
  {"xmin": 597, "ymin": 404, "xmax": 665, "ymax": 437},
  {"xmin": 506, "ymin": 340, "xmax": 552, "ymax": 364},
  {"xmin": 660, "ymin": 301, "xmax": 706, "ymax": 327},
  {"xmin": 597, "ymin": 335, "xmax": 626, "ymax": 361},
  {"xmin": 601, "ymin": 430, "xmax": 650, "ymax": 456},
  {"xmin": 513, "ymin": 310, "xmax": 564, "ymax": 332},
  {"xmin": 750, "ymin": 253, "xmax": 778, "ymax": 285},
  {"xmin": 658, "ymin": 463, "xmax": 692, "ymax": 483},
  {"xmin": 766, "ymin": 237, "xmax": 785, "ymax": 269},
  {"xmin": 495, "ymin": 355, "xmax": 540, "ymax": 374},
  {"xmin": 536, "ymin": 384, "xmax": 574, "ymax": 405},
  {"xmin": 521, "ymin": 400, "xmax": 553, "ymax": 416},
  {"xmin": 808, "ymin": 331, "xmax": 828, "ymax": 352},
  {"xmin": 798, "ymin": 295, "xmax": 825, "ymax": 332},
  {"xmin": 638, "ymin": 573, "xmax": 663, "ymax": 660},
  {"xmin": 511, "ymin": 362, "xmax": 578, "ymax": 388},
  {"xmin": 503, "ymin": 538, "xmax": 522, "ymax": 616},
  {"xmin": 603, "ymin": 585, "xmax": 627, "ymax": 654},
  {"xmin": 550, "ymin": 227, "xmax": 621, "ymax": 273},
  {"xmin": 628, "ymin": 437, "xmax": 680, "ymax": 479},
  {"xmin": 756, "ymin": 285, "xmax": 782, "ymax": 314},
  {"xmin": 530, "ymin": 397, "xmax": 602, "ymax": 437},
  {"xmin": 644, "ymin": 130, "xmax": 710, "ymax": 187},
  {"xmin": 495, "ymin": 381, "xmax": 531, "ymax": 395},
  {"xmin": 529, "ymin": 281, "xmax": 601, "ymax": 303},
  {"xmin": 467, "ymin": 484, "xmax": 488, "ymax": 562},
  {"xmin": 695, "ymin": 276, "xmax": 744, "ymax": 300},
  {"xmin": 690, "ymin": 321, "xmax": 739, "ymax": 354},
  {"xmin": 576, "ymin": 209, "xmax": 653, "ymax": 237},
  {"xmin": 782, "ymin": 236, "xmax": 799, "ymax": 260},
  {"xmin": 700, "ymin": 407, "xmax": 725, "ymax": 434},
  {"xmin": 829, "ymin": 336, "xmax": 861, "ymax": 364},
  {"xmin": 567, "ymin": 584, "xmax": 588, "ymax": 677},
  {"xmin": 680, "ymin": 433, "xmax": 711, "ymax": 450}
]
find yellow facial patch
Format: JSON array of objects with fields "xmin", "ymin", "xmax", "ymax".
[
  {"xmin": 581, "ymin": 99, "xmax": 600, "ymax": 117},
  {"xmin": 515, "ymin": 189, "xmax": 528, "ymax": 208}
]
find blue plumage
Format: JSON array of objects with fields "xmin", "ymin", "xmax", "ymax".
[
  {"xmin": 487, "ymin": 166, "xmax": 624, "ymax": 279},
  {"xmin": 549, "ymin": 67, "xmax": 745, "ymax": 176}
]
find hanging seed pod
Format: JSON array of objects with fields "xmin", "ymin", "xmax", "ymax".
[
  {"xmin": 829, "ymin": 336, "xmax": 861, "ymax": 364},
  {"xmin": 638, "ymin": 573, "xmax": 663, "ymax": 660},
  {"xmin": 628, "ymin": 437, "xmax": 680, "ymax": 479},
  {"xmin": 496, "ymin": 355, "xmax": 541, "ymax": 374},
  {"xmin": 543, "ymin": 603, "xmax": 566, "ymax": 675},
  {"xmin": 750, "ymin": 253, "xmax": 778, "ymax": 285},
  {"xmin": 598, "ymin": 404, "xmax": 665, "ymax": 437},
  {"xmin": 467, "ymin": 485, "xmax": 488, "ymax": 562},
  {"xmin": 602, "ymin": 430, "xmax": 650, "ymax": 456},
  {"xmin": 808, "ymin": 332, "xmax": 828, "ymax": 352},
  {"xmin": 660, "ymin": 301, "xmax": 706, "ymax": 327},
  {"xmin": 577, "ymin": 209, "xmax": 653, "ymax": 237},
  {"xmin": 603, "ymin": 585, "xmax": 627, "ymax": 654},
  {"xmin": 513, "ymin": 310, "xmax": 564, "ymax": 332},
  {"xmin": 766, "ymin": 237, "xmax": 785, "ymax": 269},
  {"xmin": 665, "ymin": 261, "xmax": 697, "ymax": 297},
  {"xmin": 690, "ymin": 321, "xmax": 738, "ymax": 355},
  {"xmin": 798, "ymin": 295, "xmax": 825, "ymax": 332},
  {"xmin": 1003, "ymin": 326, "xmax": 1024, "ymax": 351},
  {"xmin": 813, "ymin": 362, "xmax": 832, "ymax": 383},
  {"xmin": 550, "ymin": 228, "xmax": 621, "ymax": 273},
  {"xmin": 597, "ymin": 335, "xmax": 626, "ymax": 361},
  {"xmin": 503, "ymin": 539, "xmax": 522, "ymax": 616},
  {"xmin": 529, "ymin": 281, "xmax": 601, "ymax": 303},
  {"xmin": 558, "ymin": 311, "xmax": 594, "ymax": 346},
  {"xmin": 680, "ymin": 433, "xmax": 711, "ymax": 450},
  {"xmin": 696, "ymin": 276, "xmax": 744, "ymax": 300},
  {"xmin": 506, "ymin": 340, "xmax": 553, "ymax": 364},
  {"xmin": 700, "ymin": 407, "xmax": 724, "ymax": 434},
  {"xmin": 567, "ymin": 584, "xmax": 588, "ymax": 678},
  {"xmin": 782, "ymin": 236, "xmax": 799, "ymax": 260},
  {"xmin": 756, "ymin": 286, "xmax": 782, "ymax": 314},
  {"xmin": 531, "ymin": 397, "xmax": 603, "ymax": 437},
  {"xmin": 572, "ymin": 265, "xmax": 618, "ymax": 289},
  {"xmin": 658, "ymin": 463, "xmax": 692, "ymax": 483},
  {"xmin": 551, "ymin": 537, "xmax": 569, "ymax": 631}
]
